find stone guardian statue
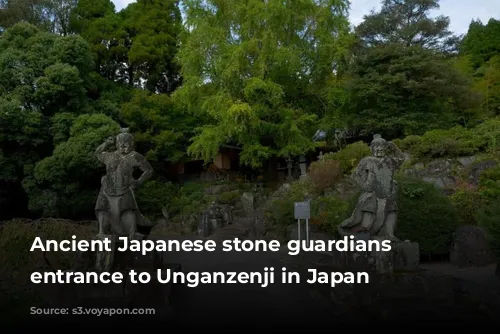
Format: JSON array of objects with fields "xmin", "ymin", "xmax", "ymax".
[
  {"xmin": 95, "ymin": 128, "xmax": 154, "ymax": 241},
  {"xmin": 338, "ymin": 134, "xmax": 406, "ymax": 241}
]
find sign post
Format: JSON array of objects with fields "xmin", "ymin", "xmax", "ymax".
[{"xmin": 294, "ymin": 201, "xmax": 311, "ymax": 242}]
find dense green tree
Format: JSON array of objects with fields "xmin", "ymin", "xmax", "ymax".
[
  {"xmin": 23, "ymin": 114, "xmax": 119, "ymax": 217},
  {"xmin": 176, "ymin": 0, "xmax": 351, "ymax": 168},
  {"xmin": 0, "ymin": 22, "xmax": 127, "ymax": 219},
  {"xmin": 345, "ymin": 0, "xmax": 478, "ymax": 138},
  {"xmin": 71, "ymin": 0, "xmax": 182, "ymax": 94},
  {"xmin": 0, "ymin": 0, "xmax": 78, "ymax": 34},
  {"xmin": 121, "ymin": 90, "xmax": 199, "ymax": 167},
  {"xmin": 356, "ymin": 0, "xmax": 459, "ymax": 52},
  {"xmin": 0, "ymin": 0, "xmax": 51, "ymax": 31},
  {"xmin": 120, "ymin": 0, "xmax": 183, "ymax": 93},
  {"xmin": 457, "ymin": 19, "xmax": 500, "ymax": 118},
  {"xmin": 461, "ymin": 18, "xmax": 500, "ymax": 69}
]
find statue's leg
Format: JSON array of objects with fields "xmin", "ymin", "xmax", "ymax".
[
  {"xmin": 122, "ymin": 210, "xmax": 137, "ymax": 239},
  {"xmin": 359, "ymin": 212, "xmax": 375, "ymax": 231},
  {"xmin": 380, "ymin": 211, "xmax": 399, "ymax": 241},
  {"xmin": 96, "ymin": 211, "xmax": 110, "ymax": 236}
]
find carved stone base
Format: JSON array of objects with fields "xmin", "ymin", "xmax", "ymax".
[{"xmin": 332, "ymin": 240, "xmax": 420, "ymax": 275}]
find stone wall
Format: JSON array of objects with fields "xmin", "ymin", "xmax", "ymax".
[{"xmin": 403, "ymin": 156, "xmax": 497, "ymax": 192}]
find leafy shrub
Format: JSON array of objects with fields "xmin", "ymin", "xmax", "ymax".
[
  {"xmin": 396, "ymin": 176, "xmax": 460, "ymax": 256},
  {"xmin": 395, "ymin": 118, "xmax": 500, "ymax": 160},
  {"xmin": 471, "ymin": 117, "xmax": 500, "ymax": 150},
  {"xmin": 478, "ymin": 165, "xmax": 500, "ymax": 201},
  {"xmin": 218, "ymin": 190, "xmax": 241, "ymax": 204},
  {"xmin": 395, "ymin": 126, "xmax": 482, "ymax": 160},
  {"xmin": 136, "ymin": 180, "xmax": 179, "ymax": 220},
  {"xmin": 310, "ymin": 194, "xmax": 356, "ymax": 235},
  {"xmin": 322, "ymin": 141, "xmax": 370, "ymax": 174},
  {"xmin": 168, "ymin": 182, "xmax": 208, "ymax": 220},
  {"xmin": 308, "ymin": 159, "xmax": 342, "ymax": 193},
  {"xmin": 476, "ymin": 199, "xmax": 500, "ymax": 256},
  {"xmin": 265, "ymin": 181, "xmax": 315, "ymax": 227},
  {"xmin": 449, "ymin": 183, "xmax": 484, "ymax": 225}
]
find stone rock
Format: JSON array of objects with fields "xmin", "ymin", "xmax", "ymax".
[
  {"xmin": 468, "ymin": 160, "xmax": 497, "ymax": 186},
  {"xmin": 197, "ymin": 211, "xmax": 210, "ymax": 237},
  {"xmin": 332, "ymin": 247, "xmax": 395, "ymax": 275},
  {"xmin": 423, "ymin": 176, "xmax": 445, "ymax": 189},
  {"xmin": 393, "ymin": 241, "xmax": 420, "ymax": 272},
  {"xmin": 241, "ymin": 192, "xmax": 254, "ymax": 213},
  {"xmin": 458, "ymin": 156, "xmax": 477, "ymax": 168},
  {"xmin": 450, "ymin": 225, "xmax": 495, "ymax": 268}
]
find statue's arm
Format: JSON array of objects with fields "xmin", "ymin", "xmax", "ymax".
[
  {"xmin": 388, "ymin": 141, "xmax": 406, "ymax": 168},
  {"xmin": 351, "ymin": 158, "xmax": 369, "ymax": 187},
  {"xmin": 134, "ymin": 154, "xmax": 154, "ymax": 186},
  {"xmin": 95, "ymin": 137, "xmax": 114, "ymax": 163}
]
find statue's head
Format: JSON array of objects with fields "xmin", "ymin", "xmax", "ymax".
[
  {"xmin": 370, "ymin": 134, "xmax": 387, "ymax": 158},
  {"xmin": 116, "ymin": 128, "xmax": 134, "ymax": 155}
]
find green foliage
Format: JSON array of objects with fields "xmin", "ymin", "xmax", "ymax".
[
  {"xmin": 0, "ymin": 0, "xmax": 499, "ymax": 234},
  {"xmin": 348, "ymin": 0, "xmax": 478, "ymax": 138},
  {"xmin": 308, "ymin": 159, "xmax": 342, "ymax": 193},
  {"xmin": 356, "ymin": 0, "xmax": 458, "ymax": 52},
  {"xmin": 396, "ymin": 177, "xmax": 460, "ymax": 256},
  {"xmin": 394, "ymin": 118, "xmax": 500, "ymax": 160},
  {"xmin": 218, "ymin": 190, "xmax": 241, "ymax": 205},
  {"xmin": 476, "ymin": 199, "xmax": 500, "ymax": 256},
  {"xmin": 478, "ymin": 165, "xmax": 500, "ymax": 202},
  {"xmin": 121, "ymin": 90, "xmax": 198, "ymax": 164},
  {"xmin": 136, "ymin": 180, "xmax": 179, "ymax": 220},
  {"xmin": 265, "ymin": 181, "xmax": 315, "ymax": 227},
  {"xmin": 72, "ymin": 0, "xmax": 182, "ymax": 93},
  {"xmin": 22, "ymin": 114, "xmax": 120, "ymax": 217},
  {"xmin": 177, "ymin": 0, "xmax": 351, "ymax": 167},
  {"xmin": 347, "ymin": 45, "xmax": 477, "ymax": 138},
  {"xmin": 322, "ymin": 141, "xmax": 371, "ymax": 174},
  {"xmin": 310, "ymin": 194, "xmax": 355, "ymax": 235},
  {"xmin": 449, "ymin": 185, "xmax": 485, "ymax": 225},
  {"xmin": 461, "ymin": 19, "xmax": 500, "ymax": 69},
  {"xmin": 167, "ymin": 182, "xmax": 208, "ymax": 221}
]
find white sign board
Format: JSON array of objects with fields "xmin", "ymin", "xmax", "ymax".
[{"xmin": 294, "ymin": 201, "xmax": 310, "ymax": 220}]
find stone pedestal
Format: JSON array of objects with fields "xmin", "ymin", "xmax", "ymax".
[
  {"xmin": 331, "ymin": 240, "xmax": 420, "ymax": 275},
  {"xmin": 450, "ymin": 225, "xmax": 495, "ymax": 268}
]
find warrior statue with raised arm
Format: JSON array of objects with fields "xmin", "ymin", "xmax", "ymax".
[
  {"xmin": 338, "ymin": 134, "xmax": 406, "ymax": 241},
  {"xmin": 94, "ymin": 128, "xmax": 154, "ymax": 241}
]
